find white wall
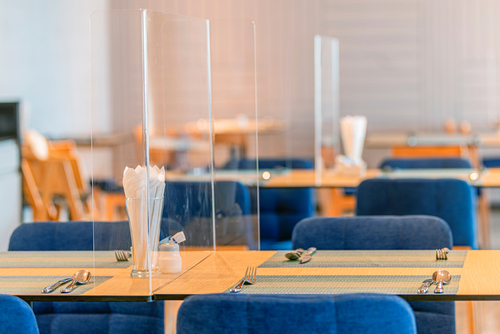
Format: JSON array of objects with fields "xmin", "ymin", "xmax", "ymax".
[
  {"xmin": 0, "ymin": 0, "xmax": 108, "ymax": 137},
  {"xmin": 2, "ymin": 0, "xmax": 500, "ymax": 168}
]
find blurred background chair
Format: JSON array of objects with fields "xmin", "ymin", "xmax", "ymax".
[
  {"xmin": 378, "ymin": 158, "xmax": 490, "ymax": 248},
  {"xmin": 22, "ymin": 130, "xmax": 93, "ymax": 221},
  {"xmin": 9, "ymin": 221, "xmax": 164, "ymax": 334},
  {"xmin": 0, "ymin": 295, "xmax": 39, "ymax": 334},
  {"xmin": 380, "ymin": 157, "xmax": 472, "ymax": 170},
  {"xmin": 356, "ymin": 178, "xmax": 477, "ymax": 249},
  {"xmin": 177, "ymin": 293, "xmax": 417, "ymax": 334},
  {"xmin": 223, "ymin": 158, "xmax": 314, "ymax": 250},
  {"xmin": 162, "ymin": 180, "xmax": 255, "ymax": 250},
  {"xmin": 292, "ymin": 215, "xmax": 455, "ymax": 334}
]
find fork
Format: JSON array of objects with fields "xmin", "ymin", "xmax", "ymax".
[
  {"xmin": 435, "ymin": 248, "xmax": 449, "ymax": 260},
  {"xmin": 114, "ymin": 250, "xmax": 130, "ymax": 261},
  {"xmin": 230, "ymin": 267, "xmax": 257, "ymax": 293}
]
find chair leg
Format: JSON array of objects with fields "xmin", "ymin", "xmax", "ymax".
[{"xmin": 478, "ymin": 190, "xmax": 491, "ymax": 249}]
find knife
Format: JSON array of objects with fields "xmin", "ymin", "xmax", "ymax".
[
  {"xmin": 417, "ymin": 279, "xmax": 434, "ymax": 294},
  {"xmin": 299, "ymin": 247, "xmax": 317, "ymax": 264}
]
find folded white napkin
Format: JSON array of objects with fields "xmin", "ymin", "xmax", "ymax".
[
  {"xmin": 340, "ymin": 115, "xmax": 367, "ymax": 165},
  {"xmin": 123, "ymin": 165, "xmax": 166, "ymax": 273}
]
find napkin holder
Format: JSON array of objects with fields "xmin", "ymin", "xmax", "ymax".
[{"xmin": 334, "ymin": 155, "xmax": 366, "ymax": 177}]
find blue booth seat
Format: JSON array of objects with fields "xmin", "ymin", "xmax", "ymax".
[
  {"xmin": 9, "ymin": 221, "xmax": 164, "ymax": 334},
  {"xmin": 177, "ymin": 293, "xmax": 416, "ymax": 334},
  {"xmin": 0, "ymin": 295, "xmax": 39, "ymax": 334},
  {"xmin": 292, "ymin": 216, "xmax": 455, "ymax": 334},
  {"xmin": 356, "ymin": 178, "xmax": 477, "ymax": 249},
  {"xmin": 224, "ymin": 158, "xmax": 314, "ymax": 250},
  {"xmin": 380, "ymin": 157, "xmax": 472, "ymax": 170}
]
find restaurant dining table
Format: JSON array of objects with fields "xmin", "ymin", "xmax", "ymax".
[
  {"xmin": 166, "ymin": 168, "xmax": 500, "ymax": 189},
  {"xmin": 365, "ymin": 132, "xmax": 500, "ymax": 148},
  {"xmin": 2, "ymin": 250, "xmax": 500, "ymax": 302},
  {"xmin": 153, "ymin": 250, "xmax": 500, "ymax": 302},
  {"xmin": 0, "ymin": 251, "xmax": 210, "ymax": 302}
]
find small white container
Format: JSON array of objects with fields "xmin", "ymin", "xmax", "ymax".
[{"xmin": 158, "ymin": 243, "xmax": 182, "ymax": 274}]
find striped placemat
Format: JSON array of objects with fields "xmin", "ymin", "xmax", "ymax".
[
  {"xmin": 0, "ymin": 276, "xmax": 112, "ymax": 295},
  {"xmin": 0, "ymin": 251, "xmax": 132, "ymax": 268},
  {"xmin": 259, "ymin": 250, "xmax": 468, "ymax": 268},
  {"xmin": 225, "ymin": 275, "xmax": 460, "ymax": 295}
]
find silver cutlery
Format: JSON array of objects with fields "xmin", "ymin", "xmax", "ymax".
[
  {"xmin": 417, "ymin": 279, "xmax": 434, "ymax": 294},
  {"xmin": 229, "ymin": 266, "xmax": 257, "ymax": 293},
  {"xmin": 115, "ymin": 250, "xmax": 131, "ymax": 261},
  {"xmin": 299, "ymin": 247, "xmax": 317, "ymax": 264},
  {"xmin": 285, "ymin": 248, "xmax": 305, "ymax": 261},
  {"xmin": 42, "ymin": 277, "xmax": 73, "ymax": 293},
  {"xmin": 435, "ymin": 247, "xmax": 449, "ymax": 261},
  {"xmin": 432, "ymin": 270, "xmax": 452, "ymax": 294},
  {"xmin": 61, "ymin": 270, "xmax": 92, "ymax": 293}
]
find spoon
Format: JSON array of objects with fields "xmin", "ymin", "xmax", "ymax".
[
  {"xmin": 61, "ymin": 270, "xmax": 92, "ymax": 293},
  {"xmin": 285, "ymin": 247, "xmax": 316, "ymax": 261},
  {"xmin": 432, "ymin": 270, "xmax": 452, "ymax": 294},
  {"xmin": 417, "ymin": 279, "xmax": 434, "ymax": 294},
  {"xmin": 285, "ymin": 248, "xmax": 304, "ymax": 261}
]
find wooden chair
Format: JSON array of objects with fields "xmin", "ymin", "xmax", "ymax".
[{"xmin": 22, "ymin": 130, "xmax": 93, "ymax": 221}]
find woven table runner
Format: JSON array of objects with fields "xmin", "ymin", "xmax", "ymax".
[
  {"xmin": 0, "ymin": 251, "xmax": 132, "ymax": 268},
  {"xmin": 225, "ymin": 275, "xmax": 460, "ymax": 295},
  {"xmin": 0, "ymin": 276, "xmax": 112, "ymax": 295},
  {"xmin": 259, "ymin": 250, "xmax": 468, "ymax": 268}
]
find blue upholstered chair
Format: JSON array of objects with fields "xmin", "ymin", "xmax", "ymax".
[
  {"xmin": 177, "ymin": 293, "xmax": 416, "ymax": 334},
  {"xmin": 292, "ymin": 216, "xmax": 454, "ymax": 334},
  {"xmin": 162, "ymin": 180, "xmax": 254, "ymax": 249},
  {"xmin": 356, "ymin": 178, "xmax": 477, "ymax": 249},
  {"xmin": 223, "ymin": 158, "xmax": 314, "ymax": 250},
  {"xmin": 0, "ymin": 295, "xmax": 39, "ymax": 334},
  {"xmin": 380, "ymin": 157, "xmax": 472, "ymax": 170},
  {"xmin": 9, "ymin": 221, "xmax": 164, "ymax": 334}
]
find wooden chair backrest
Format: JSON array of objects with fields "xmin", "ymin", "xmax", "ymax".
[{"xmin": 391, "ymin": 145, "xmax": 466, "ymax": 158}]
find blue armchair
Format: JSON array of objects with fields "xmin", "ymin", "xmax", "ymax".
[
  {"xmin": 223, "ymin": 158, "xmax": 314, "ymax": 250},
  {"xmin": 380, "ymin": 158, "xmax": 472, "ymax": 170},
  {"xmin": 9, "ymin": 221, "xmax": 164, "ymax": 334},
  {"xmin": 356, "ymin": 178, "xmax": 477, "ymax": 249},
  {"xmin": 0, "ymin": 295, "xmax": 39, "ymax": 334},
  {"xmin": 292, "ymin": 216, "xmax": 454, "ymax": 334},
  {"xmin": 162, "ymin": 180, "xmax": 254, "ymax": 249},
  {"xmin": 177, "ymin": 293, "xmax": 416, "ymax": 334}
]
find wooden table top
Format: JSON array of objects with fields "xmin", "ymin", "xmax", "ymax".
[
  {"xmin": 154, "ymin": 250, "xmax": 500, "ymax": 301},
  {"xmin": 263, "ymin": 168, "xmax": 500, "ymax": 188},
  {"xmin": 1, "ymin": 251, "xmax": 210, "ymax": 302},
  {"xmin": 365, "ymin": 132, "xmax": 500, "ymax": 148}
]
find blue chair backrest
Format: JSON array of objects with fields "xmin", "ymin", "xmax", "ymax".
[
  {"xmin": 9, "ymin": 221, "xmax": 164, "ymax": 334},
  {"xmin": 223, "ymin": 158, "xmax": 314, "ymax": 244},
  {"xmin": 356, "ymin": 178, "xmax": 477, "ymax": 249},
  {"xmin": 177, "ymin": 293, "xmax": 416, "ymax": 334},
  {"xmin": 380, "ymin": 158, "xmax": 472, "ymax": 170},
  {"xmin": 0, "ymin": 295, "xmax": 39, "ymax": 334},
  {"xmin": 292, "ymin": 216, "xmax": 452, "ymax": 250},
  {"xmin": 163, "ymin": 181, "xmax": 250, "ymax": 220},
  {"xmin": 291, "ymin": 216, "xmax": 455, "ymax": 334},
  {"xmin": 162, "ymin": 180, "xmax": 254, "ymax": 249}
]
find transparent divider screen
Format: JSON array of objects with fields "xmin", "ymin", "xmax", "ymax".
[
  {"xmin": 210, "ymin": 20, "xmax": 260, "ymax": 250},
  {"xmin": 314, "ymin": 35, "xmax": 340, "ymax": 184},
  {"xmin": 90, "ymin": 9, "xmax": 213, "ymax": 295}
]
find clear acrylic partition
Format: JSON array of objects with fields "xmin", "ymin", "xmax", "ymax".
[
  {"xmin": 210, "ymin": 20, "xmax": 260, "ymax": 250},
  {"xmin": 90, "ymin": 10, "xmax": 213, "ymax": 296},
  {"xmin": 314, "ymin": 35, "xmax": 340, "ymax": 185}
]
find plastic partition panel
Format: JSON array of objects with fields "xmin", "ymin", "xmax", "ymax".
[
  {"xmin": 314, "ymin": 35, "xmax": 340, "ymax": 185},
  {"xmin": 91, "ymin": 10, "xmax": 213, "ymax": 296},
  {"xmin": 210, "ymin": 20, "xmax": 260, "ymax": 250}
]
